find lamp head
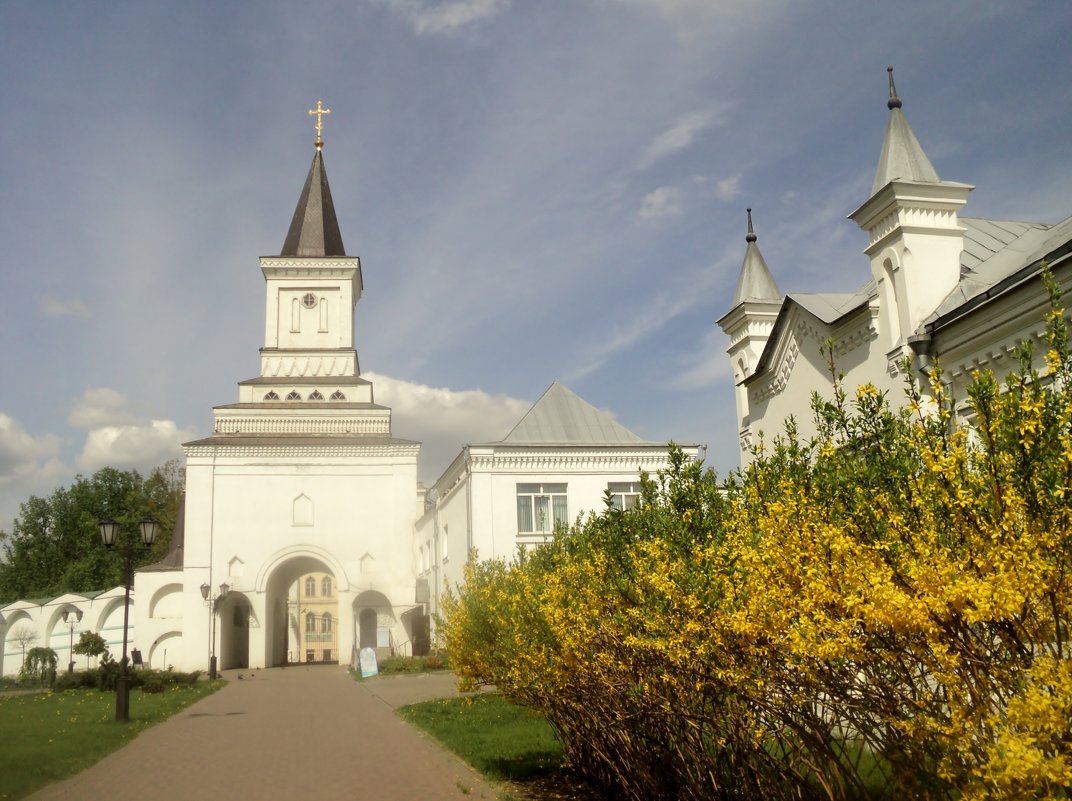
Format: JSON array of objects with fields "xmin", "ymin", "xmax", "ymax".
[
  {"xmin": 200, "ymin": 582, "xmax": 210, "ymax": 601},
  {"xmin": 139, "ymin": 516, "xmax": 160, "ymax": 548},
  {"xmin": 99, "ymin": 518, "xmax": 120, "ymax": 548}
]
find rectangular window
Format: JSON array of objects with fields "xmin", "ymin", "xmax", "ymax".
[
  {"xmin": 608, "ymin": 481, "xmax": 643, "ymax": 511},
  {"xmin": 306, "ymin": 649, "xmax": 315, "ymax": 663},
  {"xmin": 516, "ymin": 483, "xmax": 568, "ymax": 533}
]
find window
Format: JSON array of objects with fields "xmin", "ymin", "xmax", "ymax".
[
  {"xmin": 305, "ymin": 613, "xmax": 317, "ymax": 633},
  {"xmin": 516, "ymin": 483, "xmax": 568, "ymax": 533},
  {"xmin": 285, "ymin": 391, "xmax": 302, "ymax": 401},
  {"xmin": 263, "ymin": 391, "xmax": 280, "ymax": 401},
  {"xmin": 304, "ymin": 577, "xmax": 316, "ymax": 597},
  {"xmin": 322, "ymin": 613, "xmax": 332, "ymax": 633},
  {"xmin": 309, "ymin": 390, "xmax": 324, "ymax": 401},
  {"xmin": 306, "ymin": 649, "xmax": 315, "ymax": 663},
  {"xmin": 321, "ymin": 576, "xmax": 332, "ymax": 596},
  {"xmin": 442, "ymin": 524, "xmax": 448, "ymax": 562},
  {"xmin": 330, "ymin": 391, "xmax": 346, "ymax": 401},
  {"xmin": 608, "ymin": 482, "xmax": 643, "ymax": 511}
]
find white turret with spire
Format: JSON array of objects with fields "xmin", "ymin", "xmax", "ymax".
[
  {"xmin": 717, "ymin": 209, "xmax": 783, "ymax": 451},
  {"xmin": 849, "ymin": 68, "xmax": 972, "ymax": 362}
]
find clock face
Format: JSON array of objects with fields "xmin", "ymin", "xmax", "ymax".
[{"xmin": 302, "ymin": 293, "xmax": 317, "ymax": 309}]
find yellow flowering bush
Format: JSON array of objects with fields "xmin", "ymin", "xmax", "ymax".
[{"xmin": 444, "ymin": 270, "xmax": 1072, "ymax": 800}]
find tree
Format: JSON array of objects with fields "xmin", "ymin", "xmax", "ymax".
[
  {"xmin": 72, "ymin": 630, "xmax": 108, "ymax": 667},
  {"xmin": 8, "ymin": 624, "xmax": 38, "ymax": 668},
  {"xmin": 0, "ymin": 461, "xmax": 183, "ymax": 603},
  {"xmin": 21, "ymin": 646, "xmax": 58, "ymax": 686}
]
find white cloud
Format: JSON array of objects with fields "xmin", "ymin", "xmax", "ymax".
[
  {"xmin": 68, "ymin": 388, "xmax": 138, "ymax": 430},
  {"xmin": 374, "ymin": 0, "xmax": 510, "ymax": 35},
  {"xmin": 670, "ymin": 329, "xmax": 733, "ymax": 389},
  {"xmin": 568, "ymin": 265, "xmax": 721, "ymax": 380},
  {"xmin": 0, "ymin": 412, "xmax": 61, "ymax": 487},
  {"xmin": 40, "ymin": 296, "xmax": 89, "ymax": 318},
  {"xmin": 638, "ymin": 186, "xmax": 683, "ymax": 219},
  {"xmin": 715, "ymin": 173, "xmax": 742, "ymax": 200},
  {"xmin": 77, "ymin": 419, "xmax": 197, "ymax": 473},
  {"xmin": 365, "ymin": 372, "xmax": 531, "ymax": 482},
  {"xmin": 637, "ymin": 110, "xmax": 722, "ymax": 170}
]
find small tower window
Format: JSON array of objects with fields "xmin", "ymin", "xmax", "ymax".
[
  {"xmin": 330, "ymin": 391, "xmax": 346, "ymax": 401},
  {"xmin": 309, "ymin": 390, "xmax": 325, "ymax": 401},
  {"xmin": 263, "ymin": 391, "xmax": 280, "ymax": 401},
  {"xmin": 285, "ymin": 391, "xmax": 302, "ymax": 401},
  {"xmin": 302, "ymin": 292, "xmax": 317, "ymax": 308}
]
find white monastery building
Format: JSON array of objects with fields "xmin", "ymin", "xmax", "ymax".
[
  {"xmin": 1, "ymin": 121, "xmax": 694, "ymax": 676},
  {"xmin": 719, "ymin": 69, "xmax": 1072, "ymax": 465}
]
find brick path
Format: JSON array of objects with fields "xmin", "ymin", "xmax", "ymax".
[{"xmin": 27, "ymin": 667, "xmax": 502, "ymax": 801}]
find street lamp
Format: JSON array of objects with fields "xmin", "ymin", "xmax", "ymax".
[
  {"xmin": 200, "ymin": 582, "xmax": 230, "ymax": 679},
  {"xmin": 61, "ymin": 608, "xmax": 83, "ymax": 674},
  {"xmin": 99, "ymin": 515, "xmax": 159, "ymax": 723}
]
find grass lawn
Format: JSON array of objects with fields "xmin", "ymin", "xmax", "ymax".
[
  {"xmin": 399, "ymin": 694, "xmax": 564, "ymax": 782},
  {"xmin": 0, "ymin": 683, "xmax": 221, "ymax": 801}
]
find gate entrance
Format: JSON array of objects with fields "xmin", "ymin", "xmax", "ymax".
[{"xmin": 263, "ymin": 555, "xmax": 341, "ymax": 668}]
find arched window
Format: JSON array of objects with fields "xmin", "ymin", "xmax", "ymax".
[
  {"xmin": 263, "ymin": 391, "xmax": 280, "ymax": 401},
  {"xmin": 309, "ymin": 390, "xmax": 324, "ymax": 401},
  {"xmin": 321, "ymin": 576, "xmax": 332, "ymax": 596},
  {"xmin": 305, "ymin": 613, "xmax": 317, "ymax": 633},
  {"xmin": 304, "ymin": 577, "xmax": 316, "ymax": 597},
  {"xmin": 329, "ymin": 391, "xmax": 346, "ymax": 401},
  {"xmin": 322, "ymin": 613, "xmax": 333, "ymax": 633},
  {"xmin": 285, "ymin": 391, "xmax": 302, "ymax": 401}
]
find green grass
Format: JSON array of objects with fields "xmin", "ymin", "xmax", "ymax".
[
  {"xmin": 0, "ymin": 682, "xmax": 221, "ymax": 800},
  {"xmin": 398, "ymin": 694, "xmax": 563, "ymax": 781}
]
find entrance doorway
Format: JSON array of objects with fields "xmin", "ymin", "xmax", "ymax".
[{"xmin": 263, "ymin": 555, "xmax": 340, "ymax": 667}]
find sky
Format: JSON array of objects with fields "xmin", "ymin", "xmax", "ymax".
[{"xmin": 1, "ymin": 0, "xmax": 1071, "ymax": 533}]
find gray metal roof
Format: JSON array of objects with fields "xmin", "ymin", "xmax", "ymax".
[
  {"xmin": 930, "ymin": 214, "xmax": 1072, "ymax": 322},
  {"xmin": 732, "ymin": 240, "xmax": 780, "ymax": 305},
  {"xmin": 495, "ymin": 382, "xmax": 651, "ymax": 444},
  {"xmin": 281, "ymin": 149, "xmax": 346, "ymax": 257},
  {"xmin": 872, "ymin": 106, "xmax": 940, "ymax": 195}
]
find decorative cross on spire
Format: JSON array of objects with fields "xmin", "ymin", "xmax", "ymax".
[{"xmin": 308, "ymin": 99, "xmax": 332, "ymax": 149}]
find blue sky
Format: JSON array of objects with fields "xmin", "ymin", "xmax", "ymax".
[{"xmin": 1, "ymin": 0, "xmax": 1070, "ymax": 532}]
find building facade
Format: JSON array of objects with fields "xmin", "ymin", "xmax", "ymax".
[
  {"xmin": 719, "ymin": 70, "xmax": 1072, "ymax": 466},
  {"xmin": 2, "ymin": 133, "xmax": 693, "ymax": 675}
]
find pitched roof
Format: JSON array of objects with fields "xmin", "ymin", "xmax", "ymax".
[
  {"xmin": 497, "ymin": 382, "xmax": 649, "ymax": 444},
  {"xmin": 930, "ymin": 214, "xmax": 1072, "ymax": 324},
  {"xmin": 281, "ymin": 149, "xmax": 346, "ymax": 257}
]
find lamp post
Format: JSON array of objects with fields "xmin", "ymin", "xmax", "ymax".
[
  {"xmin": 200, "ymin": 582, "xmax": 230, "ymax": 679},
  {"xmin": 61, "ymin": 608, "xmax": 83, "ymax": 674},
  {"xmin": 99, "ymin": 515, "xmax": 159, "ymax": 723}
]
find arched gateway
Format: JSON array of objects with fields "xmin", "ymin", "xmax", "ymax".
[{"xmin": 131, "ymin": 125, "xmax": 421, "ymax": 673}]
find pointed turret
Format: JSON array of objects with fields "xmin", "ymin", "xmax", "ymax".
[
  {"xmin": 850, "ymin": 68, "xmax": 972, "ymax": 357},
  {"xmin": 717, "ymin": 210, "xmax": 784, "ymax": 445},
  {"xmin": 731, "ymin": 209, "xmax": 780, "ymax": 305},
  {"xmin": 871, "ymin": 67, "xmax": 940, "ymax": 194},
  {"xmin": 281, "ymin": 148, "xmax": 346, "ymax": 257}
]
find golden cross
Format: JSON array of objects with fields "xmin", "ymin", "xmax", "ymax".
[{"xmin": 308, "ymin": 99, "xmax": 331, "ymax": 148}]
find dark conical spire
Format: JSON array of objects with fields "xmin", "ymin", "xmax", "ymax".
[
  {"xmin": 886, "ymin": 66, "xmax": 902, "ymax": 110},
  {"xmin": 732, "ymin": 208, "xmax": 780, "ymax": 305},
  {"xmin": 281, "ymin": 147, "xmax": 346, "ymax": 257},
  {"xmin": 871, "ymin": 67, "xmax": 939, "ymax": 195}
]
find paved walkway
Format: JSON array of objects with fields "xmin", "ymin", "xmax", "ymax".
[{"xmin": 28, "ymin": 667, "xmax": 502, "ymax": 801}]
